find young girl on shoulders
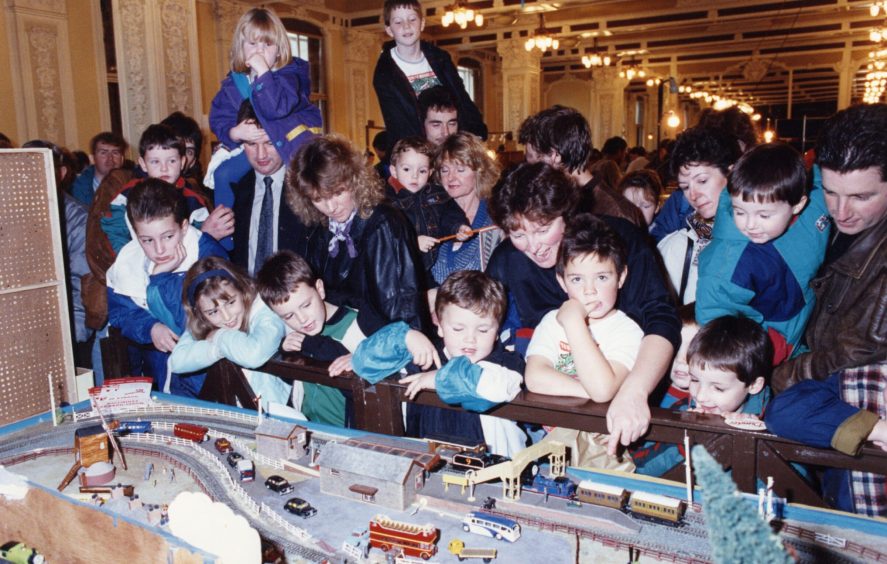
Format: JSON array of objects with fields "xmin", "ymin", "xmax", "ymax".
[
  {"xmin": 207, "ymin": 7, "xmax": 322, "ymax": 243},
  {"xmin": 169, "ymin": 256, "xmax": 301, "ymax": 418}
]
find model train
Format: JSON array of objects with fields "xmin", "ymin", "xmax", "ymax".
[{"xmin": 525, "ymin": 476, "xmax": 686, "ymax": 525}]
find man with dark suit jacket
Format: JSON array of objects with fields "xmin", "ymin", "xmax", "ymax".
[{"xmin": 230, "ymin": 118, "xmax": 308, "ymax": 275}]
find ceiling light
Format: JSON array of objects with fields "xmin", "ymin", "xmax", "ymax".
[
  {"xmin": 525, "ymin": 14, "xmax": 560, "ymax": 53},
  {"xmin": 441, "ymin": 1, "xmax": 483, "ymax": 29}
]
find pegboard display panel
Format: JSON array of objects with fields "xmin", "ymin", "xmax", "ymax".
[
  {"xmin": 0, "ymin": 287, "xmax": 68, "ymax": 424},
  {"xmin": 0, "ymin": 152, "xmax": 59, "ymax": 291},
  {"xmin": 0, "ymin": 150, "xmax": 74, "ymax": 426}
]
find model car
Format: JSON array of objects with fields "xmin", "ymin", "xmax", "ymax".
[
  {"xmin": 226, "ymin": 452, "xmax": 244, "ymax": 467},
  {"xmin": 214, "ymin": 437, "xmax": 233, "ymax": 454},
  {"xmin": 284, "ymin": 497, "xmax": 317, "ymax": 518},
  {"xmin": 265, "ymin": 475, "xmax": 294, "ymax": 495}
]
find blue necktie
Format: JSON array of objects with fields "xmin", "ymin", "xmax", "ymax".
[{"xmin": 255, "ymin": 176, "xmax": 274, "ymax": 274}]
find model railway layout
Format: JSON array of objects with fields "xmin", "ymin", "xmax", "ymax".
[{"xmin": 1, "ymin": 397, "xmax": 885, "ymax": 564}]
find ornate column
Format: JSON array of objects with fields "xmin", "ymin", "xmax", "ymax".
[
  {"xmin": 341, "ymin": 29, "xmax": 378, "ymax": 146},
  {"xmin": 212, "ymin": 0, "xmax": 247, "ymax": 83},
  {"xmin": 589, "ymin": 66, "xmax": 628, "ymax": 148},
  {"xmin": 5, "ymin": 0, "xmax": 79, "ymax": 146},
  {"xmin": 496, "ymin": 38, "xmax": 542, "ymax": 134},
  {"xmin": 113, "ymin": 0, "xmax": 203, "ymax": 148}
]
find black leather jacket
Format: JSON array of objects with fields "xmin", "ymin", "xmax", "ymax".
[
  {"xmin": 773, "ymin": 214, "xmax": 887, "ymax": 392},
  {"xmin": 305, "ymin": 203, "xmax": 430, "ymax": 335}
]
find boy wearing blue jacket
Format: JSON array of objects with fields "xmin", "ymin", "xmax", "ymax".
[
  {"xmin": 106, "ymin": 179, "xmax": 227, "ymax": 393},
  {"xmin": 352, "ymin": 270, "xmax": 526, "ymax": 456},
  {"xmin": 696, "ymin": 143, "xmax": 830, "ymax": 364}
]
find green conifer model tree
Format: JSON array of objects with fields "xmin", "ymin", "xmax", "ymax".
[{"xmin": 691, "ymin": 445, "xmax": 790, "ymax": 564}]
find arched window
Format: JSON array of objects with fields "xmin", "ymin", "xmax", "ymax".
[
  {"xmin": 282, "ymin": 18, "xmax": 328, "ymax": 131},
  {"xmin": 457, "ymin": 57, "xmax": 482, "ymax": 106}
]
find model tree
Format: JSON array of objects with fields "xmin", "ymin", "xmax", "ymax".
[{"xmin": 691, "ymin": 445, "xmax": 790, "ymax": 564}]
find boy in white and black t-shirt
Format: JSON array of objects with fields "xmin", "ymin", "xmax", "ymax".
[
  {"xmin": 373, "ymin": 0, "xmax": 487, "ymax": 152},
  {"xmin": 525, "ymin": 214, "xmax": 644, "ymax": 403}
]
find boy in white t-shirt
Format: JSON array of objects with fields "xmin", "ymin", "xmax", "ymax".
[
  {"xmin": 526, "ymin": 215, "xmax": 644, "ymax": 403},
  {"xmin": 372, "ymin": 0, "xmax": 487, "ymax": 151}
]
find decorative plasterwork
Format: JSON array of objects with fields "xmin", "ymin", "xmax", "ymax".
[
  {"xmin": 113, "ymin": 0, "xmax": 203, "ymax": 147},
  {"xmin": 212, "ymin": 0, "xmax": 246, "ymax": 79},
  {"xmin": 350, "ymin": 67, "xmax": 368, "ymax": 144},
  {"xmin": 5, "ymin": 4, "xmax": 78, "ymax": 146},
  {"xmin": 116, "ymin": 0, "xmax": 152, "ymax": 142},
  {"xmin": 497, "ymin": 37, "xmax": 542, "ymax": 71},
  {"xmin": 343, "ymin": 29, "xmax": 376, "ymax": 64},
  {"xmin": 26, "ymin": 24, "xmax": 63, "ymax": 142},
  {"xmin": 161, "ymin": 0, "xmax": 195, "ymax": 115}
]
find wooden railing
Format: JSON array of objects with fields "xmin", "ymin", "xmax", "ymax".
[
  {"xmin": 251, "ymin": 352, "xmax": 887, "ymax": 509},
  {"xmin": 102, "ymin": 329, "xmax": 887, "ymax": 510}
]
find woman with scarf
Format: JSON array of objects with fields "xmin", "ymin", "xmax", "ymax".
[
  {"xmin": 656, "ymin": 127, "xmax": 741, "ymax": 304},
  {"xmin": 286, "ymin": 135, "xmax": 429, "ymax": 336}
]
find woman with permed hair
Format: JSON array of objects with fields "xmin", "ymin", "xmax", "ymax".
[
  {"xmin": 286, "ymin": 134, "xmax": 429, "ymax": 335},
  {"xmin": 431, "ymin": 131, "xmax": 503, "ymax": 283}
]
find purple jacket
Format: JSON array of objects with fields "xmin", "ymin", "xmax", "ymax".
[{"xmin": 209, "ymin": 59, "xmax": 322, "ymax": 164}]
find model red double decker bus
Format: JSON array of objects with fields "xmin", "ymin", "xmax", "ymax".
[
  {"xmin": 173, "ymin": 423, "xmax": 209, "ymax": 443},
  {"xmin": 368, "ymin": 515, "xmax": 438, "ymax": 560}
]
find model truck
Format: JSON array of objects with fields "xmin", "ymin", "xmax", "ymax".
[
  {"xmin": 447, "ymin": 539, "xmax": 497, "ymax": 562},
  {"xmin": 236, "ymin": 459, "xmax": 255, "ymax": 482}
]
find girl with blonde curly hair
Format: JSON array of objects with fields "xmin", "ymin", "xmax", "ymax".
[{"xmin": 286, "ymin": 135, "xmax": 429, "ymax": 334}]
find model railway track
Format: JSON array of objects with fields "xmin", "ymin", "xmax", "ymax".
[
  {"xmin": 1, "ymin": 426, "xmax": 331, "ymax": 562},
  {"xmin": 483, "ymin": 507, "xmax": 712, "ymax": 564}
]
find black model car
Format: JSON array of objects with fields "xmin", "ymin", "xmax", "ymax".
[
  {"xmin": 226, "ymin": 452, "xmax": 244, "ymax": 467},
  {"xmin": 265, "ymin": 475, "xmax": 294, "ymax": 495},
  {"xmin": 284, "ymin": 497, "xmax": 317, "ymax": 518}
]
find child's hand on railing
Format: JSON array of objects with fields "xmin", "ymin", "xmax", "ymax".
[
  {"xmin": 400, "ymin": 371, "xmax": 437, "ymax": 400},
  {"xmin": 329, "ymin": 354, "xmax": 353, "ymax": 377}
]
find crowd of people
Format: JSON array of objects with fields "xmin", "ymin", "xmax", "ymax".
[{"xmin": 3, "ymin": 1, "xmax": 884, "ymax": 517}]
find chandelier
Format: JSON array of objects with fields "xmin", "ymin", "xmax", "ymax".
[
  {"xmin": 618, "ymin": 60, "xmax": 646, "ymax": 81},
  {"xmin": 525, "ymin": 14, "xmax": 559, "ymax": 53},
  {"xmin": 871, "ymin": 2, "xmax": 887, "ymax": 42},
  {"xmin": 441, "ymin": 1, "xmax": 483, "ymax": 29},
  {"xmin": 581, "ymin": 39, "xmax": 611, "ymax": 67},
  {"xmin": 864, "ymin": 48, "xmax": 887, "ymax": 103}
]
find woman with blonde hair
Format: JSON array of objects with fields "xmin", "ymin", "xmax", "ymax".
[
  {"xmin": 431, "ymin": 131, "xmax": 503, "ymax": 283},
  {"xmin": 287, "ymin": 134, "xmax": 428, "ymax": 334}
]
